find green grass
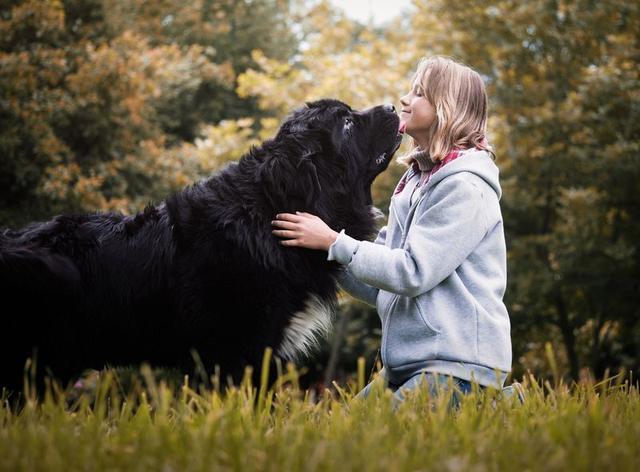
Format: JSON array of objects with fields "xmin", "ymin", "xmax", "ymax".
[{"xmin": 1, "ymin": 355, "xmax": 639, "ymax": 472}]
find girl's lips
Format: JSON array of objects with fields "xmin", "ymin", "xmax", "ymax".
[{"xmin": 399, "ymin": 121, "xmax": 407, "ymax": 133}]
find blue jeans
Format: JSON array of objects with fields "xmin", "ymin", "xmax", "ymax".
[{"xmin": 356, "ymin": 371, "xmax": 478, "ymax": 409}]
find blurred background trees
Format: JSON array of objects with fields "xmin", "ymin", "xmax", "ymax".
[
  {"xmin": 1, "ymin": 0, "xmax": 637, "ymax": 385},
  {"xmin": 408, "ymin": 0, "xmax": 639, "ymax": 382},
  {"xmin": 0, "ymin": 0, "xmax": 296, "ymax": 223}
]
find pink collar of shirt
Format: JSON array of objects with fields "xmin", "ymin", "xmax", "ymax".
[{"xmin": 394, "ymin": 148, "xmax": 463, "ymax": 196}]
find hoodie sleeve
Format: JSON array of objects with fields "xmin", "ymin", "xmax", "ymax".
[
  {"xmin": 328, "ymin": 176, "xmax": 488, "ymax": 298},
  {"xmin": 328, "ymin": 225, "xmax": 387, "ymax": 307}
]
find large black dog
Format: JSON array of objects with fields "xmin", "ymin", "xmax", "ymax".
[{"xmin": 0, "ymin": 99, "xmax": 402, "ymax": 392}]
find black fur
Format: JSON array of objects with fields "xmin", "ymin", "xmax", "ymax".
[{"xmin": 0, "ymin": 99, "xmax": 402, "ymax": 392}]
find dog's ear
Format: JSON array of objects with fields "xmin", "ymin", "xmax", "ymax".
[
  {"xmin": 260, "ymin": 151, "xmax": 322, "ymax": 210},
  {"xmin": 297, "ymin": 151, "xmax": 322, "ymax": 206}
]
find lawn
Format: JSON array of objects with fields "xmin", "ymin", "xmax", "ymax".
[{"xmin": 1, "ymin": 355, "xmax": 638, "ymax": 472}]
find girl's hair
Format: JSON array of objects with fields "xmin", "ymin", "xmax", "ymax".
[{"xmin": 397, "ymin": 56, "xmax": 495, "ymax": 166}]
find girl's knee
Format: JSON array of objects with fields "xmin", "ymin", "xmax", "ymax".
[
  {"xmin": 392, "ymin": 372, "xmax": 477, "ymax": 407},
  {"xmin": 354, "ymin": 371, "xmax": 388, "ymax": 400}
]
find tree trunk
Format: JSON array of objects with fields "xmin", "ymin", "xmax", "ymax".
[{"xmin": 554, "ymin": 289, "xmax": 580, "ymax": 381}]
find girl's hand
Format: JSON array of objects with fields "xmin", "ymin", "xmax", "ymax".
[{"xmin": 271, "ymin": 212, "xmax": 339, "ymax": 251}]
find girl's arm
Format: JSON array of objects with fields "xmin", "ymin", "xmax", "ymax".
[
  {"xmin": 334, "ymin": 268, "xmax": 379, "ymax": 307},
  {"xmin": 273, "ymin": 176, "xmax": 488, "ymax": 298},
  {"xmin": 329, "ymin": 177, "xmax": 488, "ymax": 297},
  {"xmin": 331, "ymin": 226, "xmax": 387, "ymax": 307},
  {"xmin": 271, "ymin": 215, "xmax": 388, "ymax": 306}
]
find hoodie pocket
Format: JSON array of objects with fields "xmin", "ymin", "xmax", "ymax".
[
  {"xmin": 383, "ymin": 296, "xmax": 440, "ymax": 370},
  {"xmin": 413, "ymin": 298, "xmax": 440, "ymax": 335}
]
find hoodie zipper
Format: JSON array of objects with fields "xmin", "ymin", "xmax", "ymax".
[{"xmin": 381, "ymin": 184, "xmax": 438, "ymax": 367}]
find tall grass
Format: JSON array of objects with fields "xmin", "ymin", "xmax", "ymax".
[{"xmin": 1, "ymin": 351, "xmax": 639, "ymax": 471}]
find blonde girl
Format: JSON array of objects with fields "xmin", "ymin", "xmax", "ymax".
[{"xmin": 271, "ymin": 56, "xmax": 512, "ymax": 404}]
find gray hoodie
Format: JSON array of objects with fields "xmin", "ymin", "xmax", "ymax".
[{"xmin": 327, "ymin": 148, "xmax": 512, "ymax": 388}]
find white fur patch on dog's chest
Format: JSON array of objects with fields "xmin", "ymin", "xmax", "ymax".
[{"xmin": 277, "ymin": 294, "xmax": 336, "ymax": 362}]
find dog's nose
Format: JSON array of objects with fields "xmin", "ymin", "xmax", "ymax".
[{"xmin": 383, "ymin": 103, "xmax": 396, "ymax": 113}]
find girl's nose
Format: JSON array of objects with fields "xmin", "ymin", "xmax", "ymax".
[{"xmin": 400, "ymin": 94, "xmax": 409, "ymax": 107}]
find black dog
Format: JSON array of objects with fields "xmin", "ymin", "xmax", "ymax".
[{"xmin": 0, "ymin": 99, "xmax": 402, "ymax": 392}]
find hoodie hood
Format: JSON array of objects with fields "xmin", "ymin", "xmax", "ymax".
[{"xmin": 424, "ymin": 148, "xmax": 502, "ymax": 200}]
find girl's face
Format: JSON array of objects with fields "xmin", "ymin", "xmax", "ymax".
[{"xmin": 399, "ymin": 78, "xmax": 436, "ymax": 142}]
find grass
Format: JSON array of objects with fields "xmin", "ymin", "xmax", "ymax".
[{"xmin": 1, "ymin": 352, "xmax": 639, "ymax": 472}]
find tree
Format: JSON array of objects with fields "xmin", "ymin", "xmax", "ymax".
[{"xmin": 0, "ymin": 0, "xmax": 299, "ymax": 226}]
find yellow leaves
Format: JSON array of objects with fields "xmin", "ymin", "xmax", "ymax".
[
  {"xmin": 145, "ymin": 41, "xmax": 235, "ymax": 93},
  {"xmin": 237, "ymin": 50, "xmax": 305, "ymax": 113},
  {"xmin": 36, "ymin": 133, "xmax": 69, "ymax": 163},
  {"xmin": 39, "ymin": 162, "xmax": 108, "ymax": 209},
  {"xmin": 237, "ymin": 15, "xmax": 413, "ymax": 118},
  {"xmin": 74, "ymin": 175, "xmax": 108, "ymax": 207},
  {"xmin": 136, "ymin": 141, "xmax": 199, "ymax": 191},
  {"xmin": 190, "ymin": 115, "xmax": 277, "ymax": 178},
  {"xmin": 215, "ymin": 60, "xmax": 236, "ymax": 85},
  {"xmin": 302, "ymin": 1, "xmax": 357, "ymax": 54},
  {"xmin": 40, "ymin": 163, "xmax": 81, "ymax": 200},
  {"xmin": 121, "ymin": 96, "xmax": 145, "ymax": 127},
  {"xmin": 258, "ymin": 118, "xmax": 280, "ymax": 141},
  {"xmin": 0, "ymin": 0, "xmax": 65, "ymax": 45},
  {"xmin": 195, "ymin": 119, "xmax": 261, "ymax": 171}
]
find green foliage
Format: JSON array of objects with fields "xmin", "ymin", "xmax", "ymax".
[{"xmin": 397, "ymin": 0, "xmax": 639, "ymax": 381}]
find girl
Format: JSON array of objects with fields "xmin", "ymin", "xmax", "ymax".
[{"xmin": 271, "ymin": 56, "xmax": 513, "ymax": 404}]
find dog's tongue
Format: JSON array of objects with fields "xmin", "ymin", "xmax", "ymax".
[{"xmin": 398, "ymin": 121, "xmax": 407, "ymax": 134}]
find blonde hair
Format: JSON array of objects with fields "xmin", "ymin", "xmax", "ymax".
[{"xmin": 397, "ymin": 56, "xmax": 495, "ymax": 166}]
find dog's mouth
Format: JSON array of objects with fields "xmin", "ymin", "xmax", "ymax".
[{"xmin": 374, "ymin": 116, "xmax": 405, "ymax": 167}]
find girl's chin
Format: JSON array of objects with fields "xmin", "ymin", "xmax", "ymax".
[
  {"xmin": 403, "ymin": 125, "xmax": 430, "ymax": 142},
  {"xmin": 403, "ymin": 127, "xmax": 418, "ymax": 140}
]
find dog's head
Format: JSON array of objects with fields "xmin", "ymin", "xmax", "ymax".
[{"xmin": 260, "ymin": 99, "xmax": 403, "ymax": 214}]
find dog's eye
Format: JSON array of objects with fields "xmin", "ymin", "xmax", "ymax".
[{"xmin": 343, "ymin": 118, "xmax": 354, "ymax": 135}]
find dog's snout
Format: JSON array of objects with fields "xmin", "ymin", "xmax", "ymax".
[{"xmin": 383, "ymin": 103, "xmax": 396, "ymax": 113}]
